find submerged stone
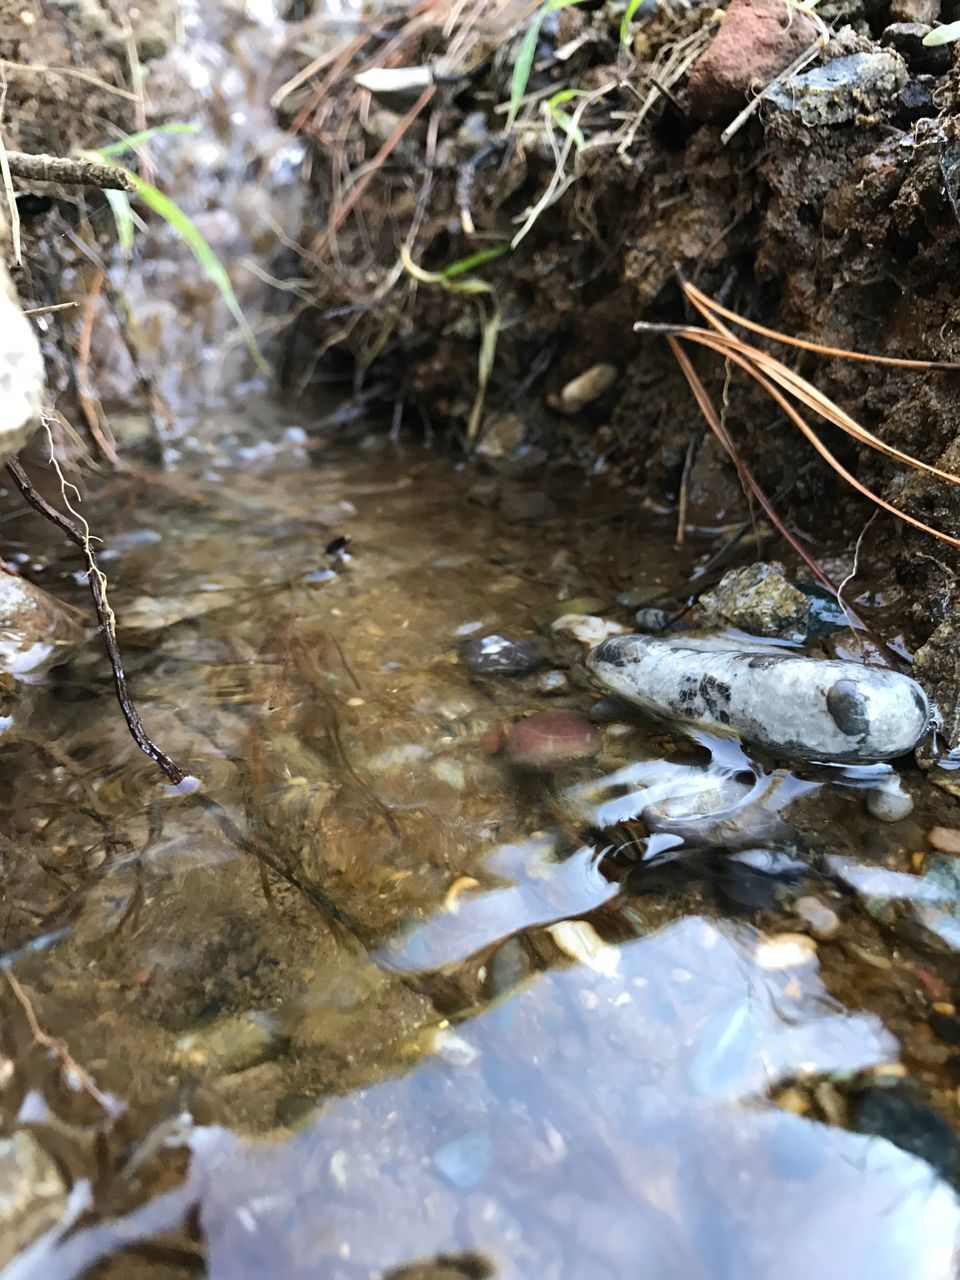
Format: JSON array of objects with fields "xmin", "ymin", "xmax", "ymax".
[
  {"xmin": 504, "ymin": 710, "xmax": 599, "ymax": 769},
  {"xmin": 587, "ymin": 635, "xmax": 930, "ymax": 763},
  {"xmin": 461, "ymin": 633, "xmax": 542, "ymax": 677}
]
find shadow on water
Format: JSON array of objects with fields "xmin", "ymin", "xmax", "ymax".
[{"xmin": 3, "ymin": 404, "xmax": 960, "ymax": 1277}]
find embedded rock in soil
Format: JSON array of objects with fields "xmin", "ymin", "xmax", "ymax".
[
  {"xmin": 0, "ymin": 1131, "xmax": 66, "ymax": 1267},
  {"xmin": 913, "ymin": 616, "xmax": 960, "ymax": 750},
  {"xmin": 698, "ymin": 561, "xmax": 809, "ymax": 639},
  {"xmin": 880, "ymin": 23, "xmax": 953, "ymax": 75},
  {"xmin": 461, "ymin": 634, "xmax": 543, "ymax": 677},
  {"xmin": 686, "ymin": 0, "xmax": 820, "ymax": 124},
  {"xmin": 764, "ymin": 50, "xmax": 908, "ymax": 127},
  {"xmin": 889, "ymin": 0, "xmax": 940, "ymax": 23},
  {"xmin": 0, "ymin": 568, "xmax": 85, "ymax": 680}
]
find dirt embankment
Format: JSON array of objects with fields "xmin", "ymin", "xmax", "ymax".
[{"xmin": 278, "ymin": 0, "xmax": 960, "ymax": 646}]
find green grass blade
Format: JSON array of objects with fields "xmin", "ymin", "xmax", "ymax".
[
  {"xmin": 923, "ymin": 20, "xmax": 960, "ymax": 44},
  {"xmin": 549, "ymin": 106, "xmax": 584, "ymax": 149},
  {"xmin": 102, "ymin": 162, "xmax": 267, "ymax": 372},
  {"xmin": 619, "ymin": 0, "xmax": 649, "ymax": 46},
  {"xmin": 507, "ymin": 0, "xmax": 584, "ymax": 129},
  {"xmin": 95, "ymin": 123, "xmax": 199, "ymax": 159},
  {"xmin": 104, "ymin": 189, "xmax": 135, "ymax": 262},
  {"xmin": 441, "ymin": 245, "xmax": 510, "ymax": 278}
]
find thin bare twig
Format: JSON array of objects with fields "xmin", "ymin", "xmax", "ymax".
[
  {"xmin": 1, "ymin": 150, "xmax": 135, "ymax": 190},
  {"xmin": 22, "ymin": 300, "xmax": 79, "ymax": 317},
  {"xmin": 5, "ymin": 458, "xmax": 186, "ymax": 784},
  {"xmin": 6, "ymin": 971, "xmax": 117, "ymax": 1114}
]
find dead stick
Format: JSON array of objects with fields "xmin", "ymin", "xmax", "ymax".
[
  {"xmin": 2, "ymin": 151, "xmax": 135, "ymax": 191},
  {"xmin": 5, "ymin": 459, "xmax": 185, "ymax": 784}
]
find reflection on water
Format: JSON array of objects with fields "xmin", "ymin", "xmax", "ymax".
[{"xmin": 3, "ymin": 404, "xmax": 960, "ymax": 1277}]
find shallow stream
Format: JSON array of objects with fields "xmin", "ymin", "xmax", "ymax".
[{"xmin": 2, "ymin": 403, "xmax": 960, "ymax": 1277}]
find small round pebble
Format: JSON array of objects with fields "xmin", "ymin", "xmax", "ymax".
[
  {"xmin": 504, "ymin": 710, "xmax": 599, "ymax": 769},
  {"xmin": 793, "ymin": 895, "xmax": 841, "ymax": 941},
  {"xmin": 634, "ymin": 607, "xmax": 673, "ymax": 633},
  {"xmin": 866, "ymin": 779, "xmax": 914, "ymax": 822},
  {"xmin": 537, "ymin": 670, "xmax": 569, "ymax": 695},
  {"xmin": 461, "ymin": 634, "xmax": 542, "ymax": 677},
  {"xmin": 928, "ymin": 825, "xmax": 960, "ymax": 855}
]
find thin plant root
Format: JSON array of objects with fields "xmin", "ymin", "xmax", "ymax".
[{"xmin": 5, "ymin": 457, "xmax": 186, "ymax": 785}]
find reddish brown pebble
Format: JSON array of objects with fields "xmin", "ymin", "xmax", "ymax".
[
  {"xmin": 928, "ymin": 826, "xmax": 960, "ymax": 855},
  {"xmin": 686, "ymin": 0, "xmax": 820, "ymax": 123},
  {"xmin": 482, "ymin": 723, "xmax": 504, "ymax": 755},
  {"xmin": 504, "ymin": 710, "xmax": 599, "ymax": 770}
]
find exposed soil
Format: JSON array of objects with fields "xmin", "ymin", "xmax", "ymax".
[{"xmin": 277, "ymin": 0, "xmax": 960, "ymax": 654}]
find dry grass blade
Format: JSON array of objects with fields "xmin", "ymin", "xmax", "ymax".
[
  {"xmin": 678, "ymin": 286, "xmax": 960, "ymax": 487},
  {"xmin": 684, "ymin": 281, "xmax": 960, "ymax": 372},
  {"xmin": 666, "ymin": 336, "xmax": 842, "ymax": 595},
  {"xmin": 678, "ymin": 320, "xmax": 960, "ymax": 490},
  {"xmin": 673, "ymin": 327, "xmax": 960, "ymax": 550}
]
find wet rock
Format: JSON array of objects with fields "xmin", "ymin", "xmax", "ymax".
[
  {"xmin": 499, "ymin": 485, "xmax": 554, "ymax": 523},
  {"xmin": 928, "ymin": 826, "xmax": 960, "ymax": 854},
  {"xmin": 852, "ymin": 1086, "xmax": 960, "ymax": 1189},
  {"xmin": 617, "ymin": 585, "xmax": 664, "ymax": 610},
  {"xmin": 176, "ymin": 1011, "xmax": 288, "ymax": 1075},
  {"xmin": 551, "ymin": 614, "xmax": 628, "ymax": 646},
  {"xmin": 686, "ymin": 0, "xmax": 820, "ymax": 123},
  {"xmin": 634, "ymin": 607, "xmax": 674, "ymax": 633},
  {"xmin": 504, "ymin": 710, "xmax": 599, "ymax": 769},
  {"xmin": 0, "ymin": 568, "xmax": 85, "ymax": 680},
  {"xmin": 0, "ymin": 1130, "xmax": 66, "ymax": 1266},
  {"xmin": 536, "ymin": 669, "xmax": 570, "ymax": 695},
  {"xmin": 475, "ymin": 412, "xmax": 525, "ymax": 461},
  {"xmin": 913, "ymin": 615, "xmax": 960, "ymax": 750},
  {"xmin": 866, "ymin": 775, "xmax": 915, "ymax": 822},
  {"xmin": 929, "ymin": 1011, "xmax": 960, "ymax": 1045},
  {"xmin": 765, "ymin": 51, "xmax": 908, "ymax": 127},
  {"xmin": 881, "ymin": 23, "xmax": 953, "ymax": 74},
  {"xmin": 589, "ymin": 696, "xmax": 633, "ymax": 723},
  {"xmin": 553, "ymin": 363, "xmax": 617, "ymax": 413},
  {"xmin": 535, "ymin": 596, "xmax": 604, "ymax": 628},
  {"xmin": 588, "ymin": 635, "xmax": 931, "ymax": 763},
  {"xmin": 461, "ymin": 634, "xmax": 542, "ymax": 677},
  {"xmin": 793, "ymin": 895, "xmax": 841, "ymax": 941},
  {"xmin": 699, "ymin": 562, "xmax": 809, "ymax": 640}
]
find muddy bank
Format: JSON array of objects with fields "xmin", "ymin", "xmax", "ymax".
[{"xmin": 280, "ymin": 0, "xmax": 960, "ymax": 641}]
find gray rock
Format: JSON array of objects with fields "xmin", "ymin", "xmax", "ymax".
[
  {"xmin": 461, "ymin": 634, "xmax": 543, "ymax": 677},
  {"xmin": 765, "ymin": 51, "xmax": 908, "ymax": 127},
  {"xmin": 588, "ymin": 635, "xmax": 931, "ymax": 763},
  {"xmin": 699, "ymin": 561, "xmax": 810, "ymax": 640},
  {"xmin": 881, "ymin": 23, "xmax": 953, "ymax": 74},
  {"xmin": 866, "ymin": 776, "xmax": 915, "ymax": 821},
  {"xmin": 914, "ymin": 616, "xmax": 960, "ymax": 750},
  {"xmin": 793, "ymin": 895, "xmax": 841, "ymax": 940},
  {"xmin": 634, "ymin": 607, "xmax": 674, "ymax": 633},
  {"xmin": 537, "ymin": 669, "xmax": 570, "ymax": 695}
]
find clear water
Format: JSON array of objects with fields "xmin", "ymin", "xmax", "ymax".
[{"xmin": 2, "ymin": 402, "xmax": 960, "ymax": 1278}]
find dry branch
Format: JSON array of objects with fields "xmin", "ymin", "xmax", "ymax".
[{"xmin": 2, "ymin": 150, "xmax": 135, "ymax": 191}]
